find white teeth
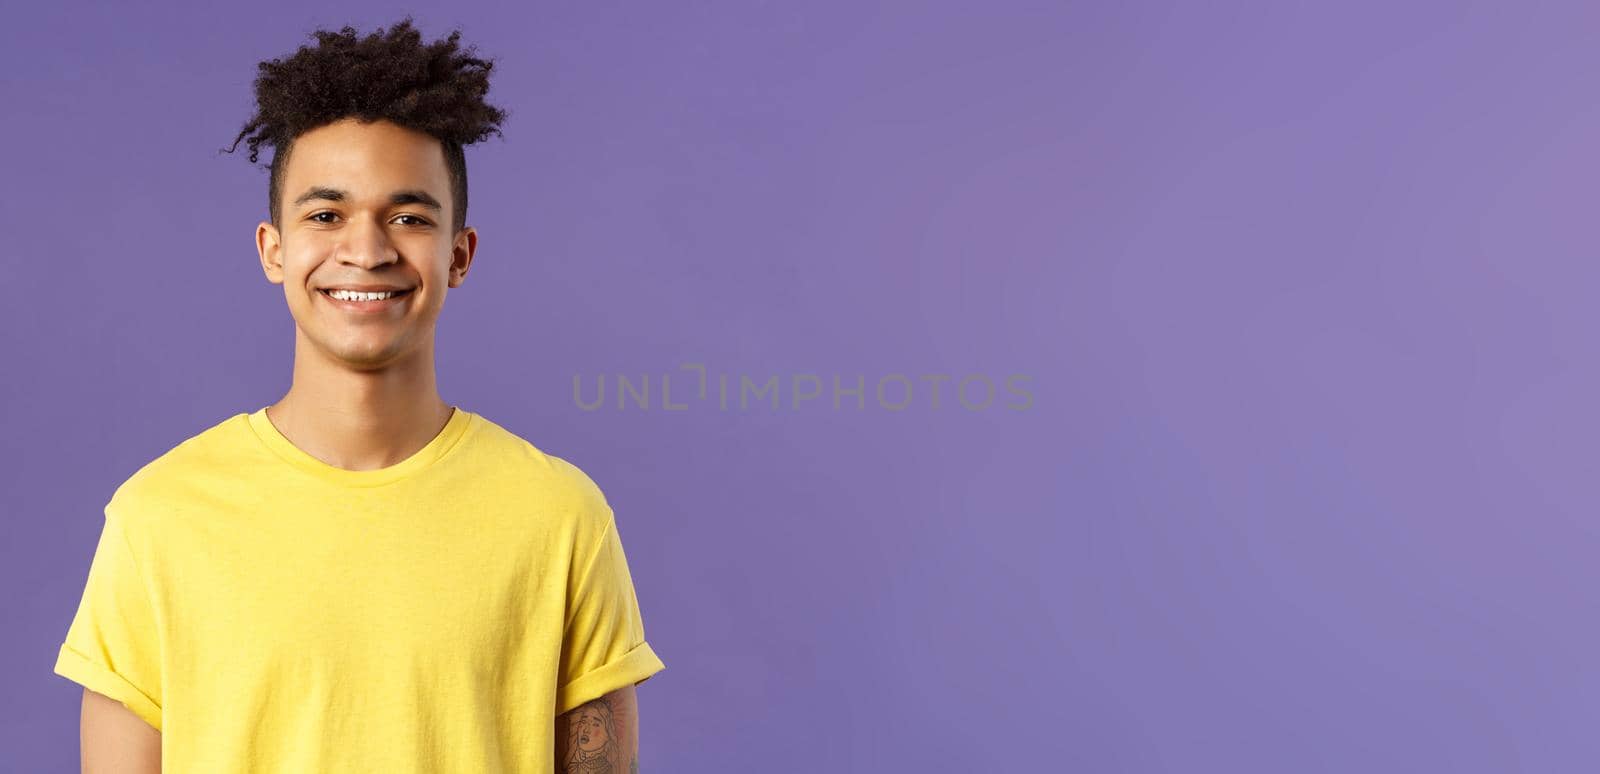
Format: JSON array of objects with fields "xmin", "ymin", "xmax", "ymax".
[{"xmin": 326, "ymin": 289, "xmax": 402, "ymax": 301}]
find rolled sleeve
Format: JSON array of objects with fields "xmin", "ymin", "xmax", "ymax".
[
  {"xmin": 555, "ymin": 510, "xmax": 665, "ymax": 715},
  {"xmin": 53, "ymin": 507, "xmax": 163, "ymax": 731}
]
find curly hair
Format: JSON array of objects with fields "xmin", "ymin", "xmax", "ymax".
[{"xmin": 220, "ymin": 16, "xmax": 509, "ymax": 234}]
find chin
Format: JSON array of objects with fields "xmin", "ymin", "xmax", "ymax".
[{"xmin": 320, "ymin": 340, "xmax": 405, "ymax": 368}]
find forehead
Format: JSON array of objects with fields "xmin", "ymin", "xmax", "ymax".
[{"xmin": 281, "ymin": 118, "xmax": 449, "ymax": 205}]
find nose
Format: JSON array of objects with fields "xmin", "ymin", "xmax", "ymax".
[{"xmin": 335, "ymin": 213, "xmax": 400, "ymax": 270}]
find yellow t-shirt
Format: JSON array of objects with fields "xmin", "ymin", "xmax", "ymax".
[{"xmin": 53, "ymin": 405, "xmax": 665, "ymax": 772}]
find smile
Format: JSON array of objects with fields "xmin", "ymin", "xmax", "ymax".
[
  {"xmin": 321, "ymin": 288, "xmax": 413, "ymax": 300},
  {"xmin": 318, "ymin": 287, "xmax": 414, "ymax": 312}
]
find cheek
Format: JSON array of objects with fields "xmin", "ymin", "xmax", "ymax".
[
  {"xmin": 278, "ymin": 244, "xmax": 323, "ymax": 279},
  {"xmin": 280, "ymin": 257, "xmax": 323, "ymax": 298}
]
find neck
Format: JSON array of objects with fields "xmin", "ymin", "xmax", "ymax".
[{"xmin": 265, "ymin": 329, "xmax": 454, "ymax": 472}]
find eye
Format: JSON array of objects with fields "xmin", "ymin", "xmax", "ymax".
[{"xmin": 305, "ymin": 212, "xmax": 431, "ymax": 226}]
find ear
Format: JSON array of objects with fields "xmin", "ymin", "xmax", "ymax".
[
  {"xmin": 448, "ymin": 226, "xmax": 478, "ymax": 288},
  {"xmin": 257, "ymin": 221, "xmax": 285, "ymax": 285}
]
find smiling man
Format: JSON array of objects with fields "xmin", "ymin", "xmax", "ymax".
[{"xmin": 51, "ymin": 17, "xmax": 664, "ymax": 773}]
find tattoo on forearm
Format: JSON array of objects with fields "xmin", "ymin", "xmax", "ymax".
[{"xmin": 561, "ymin": 694, "xmax": 635, "ymax": 774}]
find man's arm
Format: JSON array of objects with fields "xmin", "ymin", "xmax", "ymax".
[
  {"xmin": 554, "ymin": 683, "xmax": 639, "ymax": 774},
  {"xmin": 80, "ymin": 687, "xmax": 160, "ymax": 773}
]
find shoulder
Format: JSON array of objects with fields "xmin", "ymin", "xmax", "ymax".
[
  {"xmin": 102, "ymin": 411, "xmax": 253, "ymax": 535},
  {"xmin": 465, "ymin": 412, "xmax": 614, "ymax": 522}
]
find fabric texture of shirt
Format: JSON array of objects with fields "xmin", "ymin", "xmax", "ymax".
[{"xmin": 52, "ymin": 405, "xmax": 665, "ymax": 772}]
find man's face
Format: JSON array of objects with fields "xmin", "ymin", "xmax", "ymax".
[{"xmin": 256, "ymin": 117, "xmax": 476, "ymax": 371}]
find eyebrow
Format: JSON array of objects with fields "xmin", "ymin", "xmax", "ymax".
[{"xmin": 291, "ymin": 186, "xmax": 443, "ymax": 212}]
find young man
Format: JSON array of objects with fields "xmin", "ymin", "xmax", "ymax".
[{"xmin": 52, "ymin": 18, "xmax": 664, "ymax": 772}]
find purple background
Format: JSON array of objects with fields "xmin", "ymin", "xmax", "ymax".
[{"xmin": 4, "ymin": 2, "xmax": 1594, "ymax": 771}]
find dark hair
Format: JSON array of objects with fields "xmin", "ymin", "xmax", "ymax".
[{"xmin": 221, "ymin": 16, "xmax": 508, "ymax": 234}]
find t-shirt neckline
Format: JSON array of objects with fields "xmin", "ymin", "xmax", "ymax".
[{"xmin": 246, "ymin": 405, "xmax": 475, "ymax": 488}]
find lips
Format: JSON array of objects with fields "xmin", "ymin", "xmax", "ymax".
[
  {"xmin": 317, "ymin": 288, "xmax": 415, "ymax": 315},
  {"xmin": 318, "ymin": 288, "xmax": 414, "ymax": 296}
]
